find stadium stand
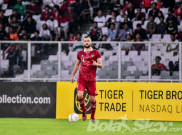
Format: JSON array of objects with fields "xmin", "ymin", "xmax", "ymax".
[{"xmin": 0, "ymin": 0, "xmax": 181, "ymax": 81}]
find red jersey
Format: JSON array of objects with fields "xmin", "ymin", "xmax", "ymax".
[
  {"xmin": 142, "ymin": 0, "xmax": 154, "ymax": 8},
  {"xmin": 174, "ymin": 8, "xmax": 182, "ymax": 21},
  {"xmin": 152, "ymin": 63, "xmax": 167, "ymax": 71},
  {"xmin": 77, "ymin": 48, "xmax": 101, "ymax": 81}
]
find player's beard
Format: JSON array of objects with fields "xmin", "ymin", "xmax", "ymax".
[{"xmin": 84, "ymin": 44, "xmax": 91, "ymax": 48}]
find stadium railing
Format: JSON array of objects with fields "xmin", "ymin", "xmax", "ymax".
[{"xmin": 0, "ymin": 41, "xmax": 181, "ymax": 82}]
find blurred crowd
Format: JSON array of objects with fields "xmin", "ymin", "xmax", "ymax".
[{"xmin": 0, "ymin": 0, "xmax": 182, "ymax": 77}]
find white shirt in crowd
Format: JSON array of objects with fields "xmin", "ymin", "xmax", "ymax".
[
  {"xmin": 94, "ymin": 16, "xmax": 106, "ymax": 27},
  {"xmin": 53, "ymin": 0, "xmax": 63, "ymax": 7},
  {"xmin": 116, "ymin": 15, "xmax": 124, "ymax": 23},
  {"xmin": 60, "ymin": 21, "xmax": 68, "ymax": 29},
  {"xmin": 46, "ymin": 19, "xmax": 58, "ymax": 31},
  {"xmin": 39, "ymin": 29, "xmax": 51, "ymax": 37}
]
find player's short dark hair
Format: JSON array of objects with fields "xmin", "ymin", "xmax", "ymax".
[
  {"xmin": 84, "ymin": 35, "xmax": 91, "ymax": 39},
  {"xmin": 156, "ymin": 56, "xmax": 161, "ymax": 60}
]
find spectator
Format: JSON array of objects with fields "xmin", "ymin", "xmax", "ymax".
[
  {"xmin": 21, "ymin": 16, "xmax": 36, "ymax": 36},
  {"xmin": 106, "ymin": 11, "xmax": 116, "ymax": 28},
  {"xmin": 110, "ymin": 0, "xmax": 121, "ymax": 15},
  {"xmin": 98, "ymin": 35, "xmax": 113, "ymax": 50},
  {"xmin": 21, "ymin": 34, "xmax": 29, "ymax": 40},
  {"xmin": 134, "ymin": 23, "xmax": 148, "ymax": 40},
  {"xmin": 27, "ymin": 0, "xmax": 41, "ymax": 15},
  {"xmin": 121, "ymin": 33, "xmax": 133, "ymax": 51},
  {"xmin": 132, "ymin": 0, "xmax": 142, "ymax": 8},
  {"xmin": 67, "ymin": 6, "xmax": 74, "ymax": 32},
  {"xmin": 52, "ymin": 0, "xmax": 64, "ymax": 7},
  {"xmin": 148, "ymin": 2, "xmax": 160, "ymax": 19},
  {"xmin": 152, "ymin": 56, "xmax": 168, "ymax": 75},
  {"xmin": 165, "ymin": 19, "xmax": 178, "ymax": 35},
  {"xmin": 142, "ymin": 0, "xmax": 154, "ymax": 12},
  {"xmin": 68, "ymin": 0, "xmax": 76, "ymax": 5},
  {"xmin": 59, "ymin": 14, "xmax": 68, "ymax": 39},
  {"xmin": 52, "ymin": 5, "xmax": 60, "ymax": 21},
  {"xmin": 174, "ymin": 3, "xmax": 182, "ymax": 22},
  {"xmin": 108, "ymin": 23, "xmax": 118, "ymax": 41},
  {"xmin": 84, "ymin": 0, "xmax": 94, "ymax": 21},
  {"xmin": 72, "ymin": 0, "xmax": 84, "ymax": 29},
  {"xmin": 9, "ymin": 27, "xmax": 19, "ymax": 40},
  {"xmin": 22, "ymin": 11, "xmax": 31, "ymax": 22},
  {"xmin": 13, "ymin": 0, "xmax": 26, "ymax": 15},
  {"xmin": 46, "ymin": 14, "xmax": 59, "ymax": 39},
  {"xmin": 0, "ymin": 10, "xmax": 9, "ymax": 26},
  {"xmin": 31, "ymin": 31, "xmax": 42, "ymax": 54},
  {"xmin": 175, "ymin": 0, "xmax": 182, "ymax": 9},
  {"xmin": 41, "ymin": 5, "xmax": 51, "ymax": 21},
  {"xmin": 10, "ymin": 9, "xmax": 21, "ymax": 21},
  {"xmin": 146, "ymin": 15, "xmax": 157, "ymax": 37},
  {"xmin": 135, "ymin": 7, "xmax": 145, "ymax": 21},
  {"xmin": 163, "ymin": 0, "xmax": 175, "ymax": 8},
  {"xmin": 126, "ymin": 2, "xmax": 135, "ymax": 21},
  {"xmin": 156, "ymin": 0, "xmax": 162, "ymax": 9},
  {"xmin": 39, "ymin": 23, "xmax": 51, "ymax": 40},
  {"xmin": 132, "ymin": 33, "xmax": 145, "ymax": 52},
  {"xmin": 117, "ymin": 23, "xmax": 132, "ymax": 41},
  {"xmin": 168, "ymin": 61, "xmax": 179, "ymax": 73},
  {"xmin": 31, "ymin": 31, "xmax": 42, "ymax": 41},
  {"xmin": 166, "ymin": 34, "xmax": 178, "ymax": 56},
  {"xmin": 61, "ymin": 37, "xmax": 69, "ymax": 55},
  {"xmin": 120, "ymin": 15, "xmax": 133, "ymax": 29},
  {"xmin": 0, "ymin": 23, "xmax": 7, "ymax": 40},
  {"xmin": 88, "ymin": 22, "xmax": 102, "ymax": 41},
  {"xmin": 6, "ymin": 45, "xmax": 17, "ymax": 76},
  {"xmin": 176, "ymin": 32, "xmax": 182, "ymax": 41},
  {"xmin": 116, "ymin": 8, "xmax": 124, "ymax": 24},
  {"xmin": 9, "ymin": 15, "xmax": 21, "ymax": 34},
  {"xmin": 166, "ymin": 8, "xmax": 178, "ymax": 26},
  {"xmin": 18, "ymin": 29, "xmax": 27, "ymax": 40},
  {"xmin": 68, "ymin": 32, "xmax": 76, "ymax": 50},
  {"xmin": 60, "ymin": 0, "xmax": 68, "ymax": 13},
  {"xmin": 94, "ymin": 10, "xmax": 106, "ymax": 28},
  {"xmin": 156, "ymin": 17, "xmax": 166, "ymax": 37},
  {"xmin": 123, "ymin": 0, "xmax": 129, "ymax": 11},
  {"xmin": 154, "ymin": 10, "xmax": 164, "ymax": 24},
  {"xmin": 73, "ymin": 33, "xmax": 83, "ymax": 51}
]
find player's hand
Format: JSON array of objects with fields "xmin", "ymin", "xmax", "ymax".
[
  {"xmin": 92, "ymin": 60, "xmax": 98, "ymax": 66},
  {"xmin": 70, "ymin": 76, "xmax": 75, "ymax": 83}
]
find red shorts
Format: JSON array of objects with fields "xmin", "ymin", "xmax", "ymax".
[{"xmin": 77, "ymin": 78, "xmax": 98, "ymax": 96}]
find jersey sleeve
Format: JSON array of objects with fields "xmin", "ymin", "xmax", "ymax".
[
  {"xmin": 96, "ymin": 50, "xmax": 101, "ymax": 60},
  {"xmin": 77, "ymin": 52, "xmax": 81, "ymax": 60}
]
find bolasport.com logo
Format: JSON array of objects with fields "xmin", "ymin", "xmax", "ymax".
[
  {"xmin": 87, "ymin": 115, "xmax": 182, "ymax": 133},
  {"xmin": 0, "ymin": 94, "xmax": 51, "ymax": 104}
]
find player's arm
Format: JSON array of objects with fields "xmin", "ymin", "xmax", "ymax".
[
  {"xmin": 93, "ymin": 58, "xmax": 103, "ymax": 68},
  {"xmin": 71, "ymin": 60, "xmax": 81, "ymax": 83}
]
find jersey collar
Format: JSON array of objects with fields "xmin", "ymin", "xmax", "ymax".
[{"xmin": 84, "ymin": 47, "xmax": 93, "ymax": 52}]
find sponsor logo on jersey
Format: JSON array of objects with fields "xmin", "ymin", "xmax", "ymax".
[{"xmin": 91, "ymin": 54, "xmax": 94, "ymax": 57}]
